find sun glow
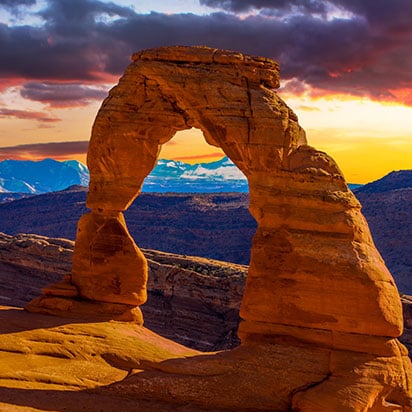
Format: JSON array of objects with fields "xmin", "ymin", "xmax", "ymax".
[
  {"xmin": 159, "ymin": 128, "xmax": 225, "ymax": 164},
  {"xmin": 282, "ymin": 94, "xmax": 412, "ymax": 183}
]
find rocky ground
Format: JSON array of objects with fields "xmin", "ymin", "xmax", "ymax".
[
  {"xmin": 1, "ymin": 231, "xmax": 412, "ymax": 354},
  {"xmin": 1, "ymin": 232, "xmax": 412, "ymax": 411},
  {"xmin": 0, "ymin": 306, "xmax": 341, "ymax": 412},
  {"xmin": 0, "ymin": 232, "xmax": 246, "ymax": 351}
]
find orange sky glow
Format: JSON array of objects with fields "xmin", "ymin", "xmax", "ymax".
[{"xmin": 1, "ymin": 92, "xmax": 411, "ymax": 183}]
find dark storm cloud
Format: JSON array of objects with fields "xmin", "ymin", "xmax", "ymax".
[
  {"xmin": 0, "ymin": 141, "xmax": 88, "ymax": 160},
  {"xmin": 0, "ymin": 108, "xmax": 60, "ymax": 123},
  {"xmin": 199, "ymin": 0, "xmax": 328, "ymax": 14},
  {"xmin": 0, "ymin": 0, "xmax": 136, "ymax": 81},
  {"xmin": 20, "ymin": 82, "xmax": 108, "ymax": 107},
  {"xmin": 0, "ymin": 0, "xmax": 411, "ymax": 105}
]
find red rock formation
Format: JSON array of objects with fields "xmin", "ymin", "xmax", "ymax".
[
  {"xmin": 26, "ymin": 46, "xmax": 412, "ymax": 409},
  {"xmin": 0, "ymin": 231, "xmax": 243, "ymax": 350}
]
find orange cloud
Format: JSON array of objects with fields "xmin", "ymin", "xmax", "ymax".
[
  {"xmin": 0, "ymin": 141, "xmax": 88, "ymax": 161},
  {"xmin": 0, "ymin": 108, "xmax": 60, "ymax": 123},
  {"xmin": 173, "ymin": 152, "xmax": 225, "ymax": 161}
]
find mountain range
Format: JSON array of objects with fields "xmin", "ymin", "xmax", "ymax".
[
  {"xmin": 0, "ymin": 158, "xmax": 89, "ymax": 193},
  {"xmin": 0, "ymin": 157, "xmax": 249, "ymax": 194},
  {"xmin": 0, "ymin": 157, "xmax": 363, "ymax": 194}
]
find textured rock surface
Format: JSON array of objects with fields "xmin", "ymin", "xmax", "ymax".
[
  {"xmin": 26, "ymin": 46, "xmax": 412, "ymax": 408},
  {"xmin": 0, "ymin": 232, "xmax": 244, "ymax": 350},
  {"xmin": 1, "ymin": 307, "xmax": 412, "ymax": 412},
  {"xmin": 2, "ymin": 233, "xmax": 412, "ymax": 409},
  {"xmin": 5, "ymin": 231, "xmax": 412, "ymax": 354},
  {"xmin": 0, "ymin": 307, "xmax": 207, "ymax": 412}
]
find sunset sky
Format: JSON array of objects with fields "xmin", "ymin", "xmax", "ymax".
[{"xmin": 0, "ymin": 0, "xmax": 411, "ymax": 183}]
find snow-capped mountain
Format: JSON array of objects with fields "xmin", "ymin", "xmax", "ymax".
[
  {"xmin": 63, "ymin": 160, "xmax": 90, "ymax": 187},
  {"xmin": 179, "ymin": 157, "xmax": 246, "ymax": 180},
  {"xmin": 0, "ymin": 156, "xmax": 363, "ymax": 194},
  {"xmin": 0, "ymin": 158, "xmax": 90, "ymax": 194},
  {"xmin": 0, "ymin": 156, "xmax": 249, "ymax": 194},
  {"xmin": 142, "ymin": 157, "xmax": 248, "ymax": 192}
]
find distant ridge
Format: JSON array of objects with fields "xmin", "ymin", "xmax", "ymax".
[
  {"xmin": 62, "ymin": 184, "xmax": 88, "ymax": 192},
  {"xmin": 0, "ymin": 157, "xmax": 366, "ymax": 194},
  {"xmin": 0, "ymin": 158, "xmax": 88, "ymax": 194},
  {"xmin": 0, "ymin": 172, "xmax": 410, "ymax": 290},
  {"xmin": 354, "ymin": 170, "xmax": 412, "ymax": 294},
  {"xmin": 355, "ymin": 170, "xmax": 412, "ymax": 194},
  {"xmin": 0, "ymin": 157, "xmax": 249, "ymax": 194}
]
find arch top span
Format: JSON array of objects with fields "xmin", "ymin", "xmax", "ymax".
[
  {"xmin": 86, "ymin": 46, "xmax": 312, "ymax": 211},
  {"xmin": 132, "ymin": 45, "xmax": 281, "ymax": 89}
]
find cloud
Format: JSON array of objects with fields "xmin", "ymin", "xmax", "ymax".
[
  {"xmin": 0, "ymin": 0, "xmax": 411, "ymax": 106},
  {"xmin": 20, "ymin": 82, "xmax": 108, "ymax": 107},
  {"xmin": 0, "ymin": 0, "xmax": 36, "ymax": 12},
  {"xmin": 199, "ymin": 0, "xmax": 328, "ymax": 14},
  {"xmin": 0, "ymin": 108, "xmax": 60, "ymax": 123},
  {"xmin": 295, "ymin": 105, "xmax": 321, "ymax": 112},
  {"xmin": 0, "ymin": 140, "xmax": 89, "ymax": 160}
]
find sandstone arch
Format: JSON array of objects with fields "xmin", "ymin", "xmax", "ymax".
[{"xmin": 27, "ymin": 46, "xmax": 412, "ymax": 409}]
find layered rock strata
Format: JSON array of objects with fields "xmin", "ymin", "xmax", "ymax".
[
  {"xmin": 26, "ymin": 46, "xmax": 412, "ymax": 409},
  {"xmin": 0, "ymin": 232, "xmax": 244, "ymax": 350},
  {"xmin": 4, "ymin": 231, "xmax": 412, "ymax": 354}
]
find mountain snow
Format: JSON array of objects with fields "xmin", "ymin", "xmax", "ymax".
[
  {"xmin": 0, "ymin": 159, "xmax": 90, "ymax": 193},
  {"xmin": 0, "ymin": 156, "xmax": 365, "ymax": 194},
  {"xmin": 0, "ymin": 156, "xmax": 248, "ymax": 194}
]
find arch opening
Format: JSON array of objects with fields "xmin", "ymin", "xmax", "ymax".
[
  {"xmin": 122, "ymin": 127, "xmax": 255, "ymax": 350},
  {"xmin": 128, "ymin": 127, "xmax": 254, "ymax": 262}
]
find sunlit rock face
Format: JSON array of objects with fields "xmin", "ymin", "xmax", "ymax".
[{"xmin": 27, "ymin": 46, "xmax": 412, "ymax": 410}]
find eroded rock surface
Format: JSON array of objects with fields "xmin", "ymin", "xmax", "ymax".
[
  {"xmin": 25, "ymin": 46, "xmax": 412, "ymax": 409},
  {"xmin": 1, "ymin": 307, "xmax": 412, "ymax": 412},
  {"xmin": 0, "ymin": 232, "xmax": 245, "ymax": 351}
]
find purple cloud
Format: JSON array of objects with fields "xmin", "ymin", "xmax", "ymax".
[
  {"xmin": 0, "ymin": 0, "xmax": 410, "ymax": 105},
  {"xmin": 199, "ymin": 0, "xmax": 328, "ymax": 14},
  {"xmin": 0, "ymin": 108, "xmax": 60, "ymax": 123},
  {"xmin": 20, "ymin": 82, "xmax": 108, "ymax": 107}
]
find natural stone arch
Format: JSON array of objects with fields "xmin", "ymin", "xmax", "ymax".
[
  {"xmin": 27, "ymin": 46, "xmax": 412, "ymax": 409},
  {"xmin": 80, "ymin": 45, "xmax": 401, "ymax": 338}
]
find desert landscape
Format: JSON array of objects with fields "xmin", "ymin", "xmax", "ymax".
[
  {"xmin": 0, "ymin": 44, "xmax": 411, "ymax": 412},
  {"xmin": 1, "ymin": 0, "xmax": 412, "ymax": 410}
]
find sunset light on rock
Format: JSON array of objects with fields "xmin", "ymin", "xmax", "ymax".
[{"xmin": 0, "ymin": 2, "xmax": 412, "ymax": 410}]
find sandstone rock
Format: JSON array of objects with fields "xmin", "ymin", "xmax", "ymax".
[
  {"xmin": 71, "ymin": 211, "xmax": 148, "ymax": 306},
  {"xmin": 143, "ymin": 249, "xmax": 245, "ymax": 350},
  {"xmin": 1, "ymin": 307, "xmax": 411, "ymax": 411},
  {"xmin": 4, "ymin": 231, "xmax": 412, "ymax": 353},
  {"xmin": 25, "ymin": 45, "xmax": 412, "ymax": 408},
  {"xmin": 0, "ymin": 232, "xmax": 245, "ymax": 350},
  {"xmin": 0, "ymin": 232, "xmax": 73, "ymax": 277},
  {"xmin": 2, "ymin": 232, "xmax": 412, "ymax": 409},
  {"xmin": 0, "ymin": 306, "xmax": 204, "ymax": 412}
]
